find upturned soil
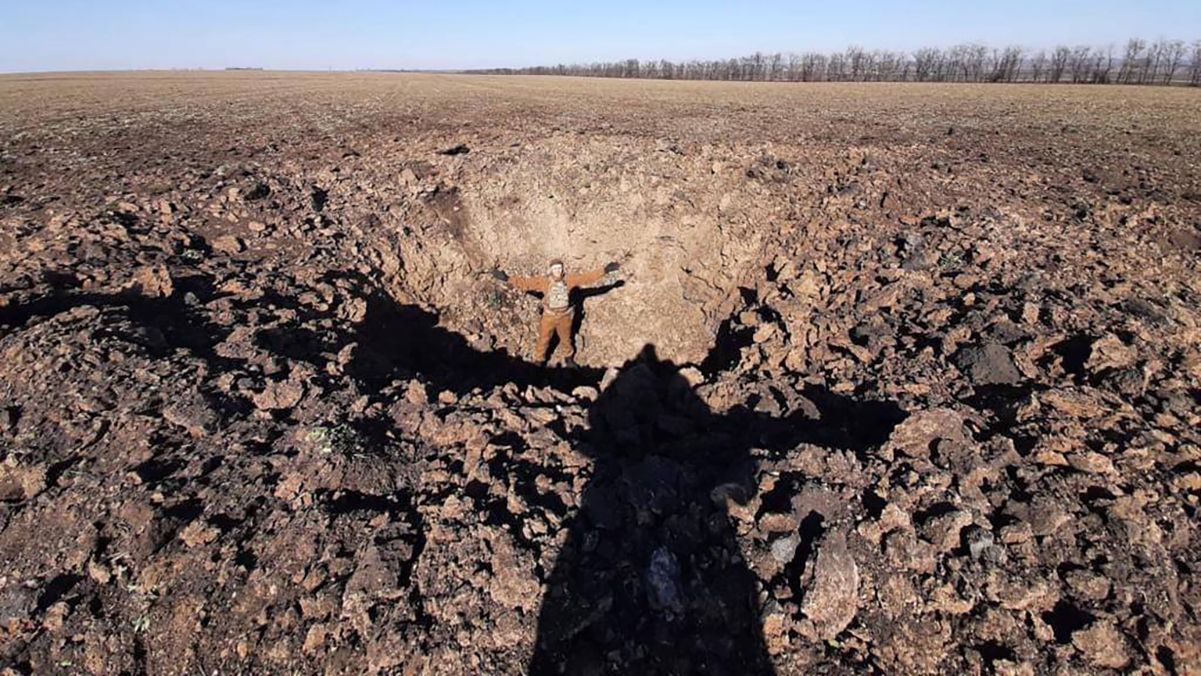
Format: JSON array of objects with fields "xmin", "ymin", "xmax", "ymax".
[{"xmin": 1, "ymin": 72, "xmax": 1199, "ymax": 674}]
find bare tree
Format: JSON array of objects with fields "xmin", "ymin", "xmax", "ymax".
[
  {"xmin": 802, "ymin": 53, "xmax": 826, "ymax": 82},
  {"xmin": 913, "ymin": 47, "xmax": 941, "ymax": 82},
  {"xmin": 876, "ymin": 50, "xmax": 905, "ymax": 81},
  {"xmin": 1119, "ymin": 38, "xmax": 1145, "ymax": 84},
  {"xmin": 1191, "ymin": 40, "xmax": 1201, "ymax": 86},
  {"xmin": 768, "ymin": 53, "xmax": 784, "ymax": 81},
  {"xmin": 1161, "ymin": 39, "xmax": 1187, "ymax": 84},
  {"xmin": 1029, "ymin": 50, "xmax": 1048, "ymax": 82},
  {"xmin": 1067, "ymin": 46, "xmax": 1093, "ymax": 83},
  {"xmin": 750, "ymin": 52, "xmax": 764, "ymax": 81},
  {"xmin": 827, "ymin": 52, "xmax": 847, "ymax": 82},
  {"xmin": 989, "ymin": 46, "xmax": 1024, "ymax": 82},
  {"xmin": 472, "ymin": 37, "xmax": 1198, "ymax": 88},
  {"xmin": 845, "ymin": 46, "xmax": 866, "ymax": 81},
  {"xmin": 864, "ymin": 51, "xmax": 880, "ymax": 81},
  {"xmin": 785, "ymin": 53, "xmax": 801, "ymax": 81},
  {"xmin": 945, "ymin": 44, "xmax": 967, "ymax": 80},
  {"xmin": 967, "ymin": 44, "xmax": 989, "ymax": 81},
  {"xmin": 1143, "ymin": 40, "xmax": 1164, "ymax": 84},
  {"xmin": 1049, "ymin": 46, "xmax": 1071, "ymax": 82},
  {"xmin": 1089, "ymin": 45, "xmax": 1115, "ymax": 83}
]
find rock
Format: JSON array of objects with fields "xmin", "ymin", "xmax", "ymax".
[
  {"xmin": 646, "ymin": 547, "xmax": 684, "ymax": 617},
  {"xmin": 758, "ymin": 512, "xmax": 799, "ymax": 534},
  {"xmin": 342, "ymin": 545, "xmax": 403, "ymax": 635},
  {"xmin": 179, "ymin": 519, "xmax": 219, "ymax": 547},
  {"xmin": 211, "ymin": 234, "xmax": 245, "ymax": 255},
  {"xmin": 1156, "ymin": 388, "xmax": 1195, "ymax": 416},
  {"xmin": 884, "ymin": 407, "xmax": 971, "ymax": 459},
  {"xmin": 920, "ymin": 509, "xmax": 973, "ymax": 553},
  {"xmin": 1063, "ymin": 569, "xmax": 1111, "ymax": 602},
  {"xmin": 1025, "ymin": 498, "xmax": 1071, "ymax": 537},
  {"xmin": 244, "ymin": 182, "xmax": 271, "ymax": 200},
  {"xmin": 1066, "ymin": 451, "xmax": 1116, "ymax": 474},
  {"xmin": 1122, "ymin": 298, "xmax": 1170, "ymax": 324},
  {"xmin": 875, "ymin": 615, "xmax": 952, "ymax": 672},
  {"xmin": 252, "ymin": 379, "xmax": 305, "ymax": 411},
  {"xmin": 1020, "ymin": 302, "xmax": 1041, "ymax": 325},
  {"xmin": 599, "ymin": 367, "xmax": 620, "ymax": 391},
  {"xmin": 790, "ymin": 484, "xmax": 846, "ymax": 524},
  {"xmin": 1072, "ymin": 619, "xmax": 1130, "ymax": 669},
  {"xmin": 488, "ymin": 534, "xmax": 540, "ymax": 613},
  {"xmin": 127, "ymin": 264, "xmax": 174, "ymax": 298},
  {"xmin": 954, "ymin": 341, "xmax": 1021, "ymax": 385},
  {"xmin": 883, "ymin": 529, "xmax": 938, "ymax": 573},
  {"xmin": 770, "ymin": 535, "xmax": 800, "ymax": 564},
  {"xmin": 87, "ymin": 560, "xmax": 112, "ymax": 585},
  {"xmin": 1041, "ymin": 390, "xmax": 1106, "ymax": 418},
  {"xmin": 999, "ymin": 521, "xmax": 1033, "ymax": 544},
  {"xmin": 760, "ymin": 602, "xmax": 791, "ymax": 655},
  {"xmin": 1085, "ymin": 334, "xmax": 1137, "ymax": 374},
  {"xmin": 302, "ymin": 624, "xmax": 328, "ymax": 654},
  {"xmin": 162, "ymin": 394, "xmax": 218, "ymax": 438},
  {"xmin": 0, "ymin": 462, "xmax": 46, "ymax": 501},
  {"xmin": 1102, "ymin": 366, "xmax": 1146, "ymax": 396},
  {"xmin": 677, "ymin": 366, "xmax": 705, "ymax": 386},
  {"xmin": 571, "ymin": 385, "xmax": 599, "ymax": 402},
  {"xmin": 338, "ymin": 296, "xmax": 368, "ymax": 322},
  {"xmin": 800, "ymin": 531, "xmax": 859, "ymax": 640},
  {"xmin": 791, "ymin": 269, "xmax": 823, "ymax": 297},
  {"xmin": 1167, "ymin": 227, "xmax": 1201, "ymax": 251},
  {"xmin": 987, "ymin": 319, "xmax": 1027, "ymax": 344},
  {"xmin": 404, "ymin": 380, "xmax": 428, "ymax": 405},
  {"xmin": 752, "ymin": 323, "xmax": 776, "ymax": 343},
  {"xmin": 41, "ymin": 601, "xmax": 68, "ymax": 632},
  {"xmin": 0, "ymin": 406, "xmax": 16, "ymax": 434}
]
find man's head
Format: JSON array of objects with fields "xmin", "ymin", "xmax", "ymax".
[{"xmin": 548, "ymin": 259, "xmax": 565, "ymax": 280}]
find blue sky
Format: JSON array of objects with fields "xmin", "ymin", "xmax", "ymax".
[{"xmin": 2, "ymin": 0, "xmax": 1198, "ymax": 72}]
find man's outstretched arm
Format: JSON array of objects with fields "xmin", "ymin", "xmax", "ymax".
[
  {"xmin": 496, "ymin": 270, "xmax": 548, "ymax": 293},
  {"xmin": 567, "ymin": 262, "xmax": 620, "ymax": 289}
]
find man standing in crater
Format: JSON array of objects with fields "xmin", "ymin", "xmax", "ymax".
[{"xmin": 492, "ymin": 258, "xmax": 620, "ymax": 366}]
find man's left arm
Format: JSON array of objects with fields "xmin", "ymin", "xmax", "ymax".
[{"xmin": 568, "ymin": 262, "xmax": 620, "ymax": 288}]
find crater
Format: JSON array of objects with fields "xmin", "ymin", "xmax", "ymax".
[{"xmin": 370, "ymin": 136, "xmax": 793, "ymax": 366}]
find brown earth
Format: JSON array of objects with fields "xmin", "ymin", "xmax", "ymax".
[{"xmin": 0, "ymin": 71, "xmax": 1199, "ymax": 674}]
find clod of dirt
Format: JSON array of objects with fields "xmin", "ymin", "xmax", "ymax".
[
  {"xmin": 954, "ymin": 341, "xmax": 1022, "ymax": 385},
  {"xmin": 252, "ymin": 379, "xmax": 306, "ymax": 410},
  {"xmin": 0, "ymin": 463, "xmax": 47, "ymax": 502},
  {"xmin": 883, "ymin": 407, "xmax": 970, "ymax": 459},
  {"xmin": 799, "ymin": 530, "xmax": 859, "ymax": 640},
  {"xmin": 210, "ymin": 234, "xmax": 245, "ymax": 255},
  {"xmin": 1072, "ymin": 619, "xmax": 1131, "ymax": 669}
]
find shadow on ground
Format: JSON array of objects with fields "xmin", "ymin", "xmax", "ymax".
[
  {"xmin": 1, "ymin": 273, "xmax": 906, "ymax": 674},
  {"xmin": 344, "ymin": 287, "xmax": 906, "ymax": 673}
]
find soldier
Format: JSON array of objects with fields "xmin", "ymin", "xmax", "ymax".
[{"xmin": 492, "ymin": 258, "xmax": 620, "ymax": 366}]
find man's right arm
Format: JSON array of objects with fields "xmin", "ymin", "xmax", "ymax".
[{"xmin": 506, "ymin": 275, "xmax": 547, "ymax": 293}]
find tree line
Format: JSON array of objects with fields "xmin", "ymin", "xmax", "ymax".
[{"xmin": 468, "ymin": 38, "xmax": 1201, "ymax": 86}]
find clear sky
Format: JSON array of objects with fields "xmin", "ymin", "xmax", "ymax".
[{"xmin": 2, "ymin": 0, "xmax": 1198, "ymax": 73}]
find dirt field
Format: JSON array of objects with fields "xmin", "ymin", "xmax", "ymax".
[{"xmin": 1, "ymin": 72, "xmax": 1199, "ymax": 674}]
